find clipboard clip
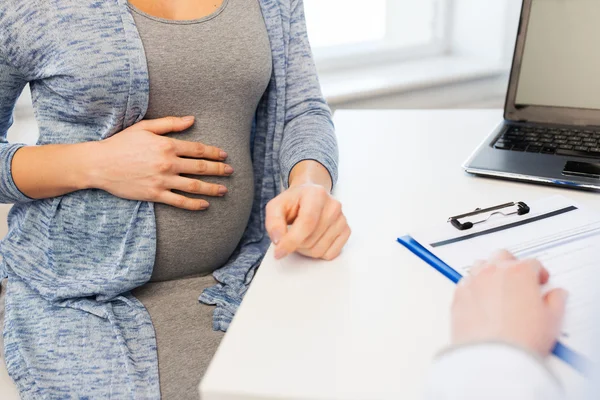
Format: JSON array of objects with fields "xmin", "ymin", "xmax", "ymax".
[{"xmin": 448, "ymin": 201, "xmax": 531, "ymax": 231}]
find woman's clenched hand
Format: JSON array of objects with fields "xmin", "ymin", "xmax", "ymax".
[
  {"xmin": 91, "ymin": 116, "xmax": 233, "ymax": 210},
  {"xmin": 265, "ymin": 161, "xmax": 351, "ymax": 260}
]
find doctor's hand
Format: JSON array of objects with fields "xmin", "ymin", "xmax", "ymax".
[
  {"xmin": 451, "ymin": 250, "xmax": 568, "ymax": 357},
  {"xmin": 265, "ymin": 160, "xmax": 351, "ymax": 261}
]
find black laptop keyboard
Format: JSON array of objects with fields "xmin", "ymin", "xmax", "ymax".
[{"xmin": 494, "ymin": 126, "xmax": 600, "ymax": 159}]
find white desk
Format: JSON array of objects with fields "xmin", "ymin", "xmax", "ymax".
[{"xmin": 200, "ymin": 110, "xmax": 595, "ymax": 400}]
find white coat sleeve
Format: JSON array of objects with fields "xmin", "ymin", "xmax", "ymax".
[{"xmin": 424, "ymin": 343, "xmax": 564, "ymax": 400}]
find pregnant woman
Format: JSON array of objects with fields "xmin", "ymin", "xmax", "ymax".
[{"xmin": 0, "ymin": 0, "xmax": 350, "ymax": 398}]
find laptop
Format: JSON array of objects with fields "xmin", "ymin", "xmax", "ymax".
[{"xmin": 463, "ymin": 0, "xmax": 600, "ymax": 191}]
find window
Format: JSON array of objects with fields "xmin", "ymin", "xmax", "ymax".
[{"xmin": 303, "ymin": 0, "xmax": 448, "ymax": 70}]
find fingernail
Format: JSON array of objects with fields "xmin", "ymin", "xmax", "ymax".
[
  {"xmin": 220, "ymin": 151, "xmax": 228, "ymax": 159},
  {"xmin": 201, "ymin": 201, "xmax": 210, "ymax": 209},
  {"xmin": 271, "ymin": 231, "xmax": 283, "ymax": 245},
  {"xmin": 183, "ymin": 116, "xmax": 195, "ymax": 122},
  {"xmin": 218, "ymin": 186, "xmax": 228, "ymax": 196},
  {"xmin": 224, "ymin": 165, "xmax": 234, "ymax": 174},
  {"xmin": 274, "ymin": 248, "xmax": 288, "ymax": 260}
]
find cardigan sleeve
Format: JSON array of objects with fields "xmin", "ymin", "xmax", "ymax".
[
  {"xmin": 0, "ymin": 54, "xmax": 34, "ymax": 204},
  {"xmin": 279, "ymin": 0, "xmax": 339, "ymax": 190}
]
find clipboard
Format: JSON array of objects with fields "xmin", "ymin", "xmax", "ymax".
[{"xmin": 397, "ymin": 198, "xmax": 595, "ymax": 374}]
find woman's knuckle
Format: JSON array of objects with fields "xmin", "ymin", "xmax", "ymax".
[
  {"xmin": 155, "ymin": 160, "xmax": 172, "ymax": 173},
  {"xmin": 174, "ymin": 196, "xmax": 187, "ymax": 209},
  {"xmin": 300, "ymin": 233, "xmax": 315, "ymax": 246},
  {"xmin": 147, "ymin": 187, "xmax": 161, "ymax": 200},
  {"xmin": 331, "ymin": 201, "xmax": 342, "ymax": 216},
  {"xmin": 166, "ymin": 116, "xmax": 177, "ymax": 127},
  {"xmin": 149, "ymin": 175, "xmax": 163, "ymax": 187},
  {"xmin": 208, "ymin": 184, "xmax": 220, "ymax": 196},
  {"xmin": 187, "ymin": 180, "xmax": 201, "ymax": 193},
  {"xmin": 305, "ymin": 214, "xmax": 319, "ymax": 228},
  {"xmin": 196, "ymin": 143, "xmax": 206, "ymax": 157},
  {"xmin": 193, "ymin": 182, "xmax": 208, "ymax": 195},
  {"xmin": 158, "ymin": 139, "xmax": 174, "ymax": 153},
  {"xmin": 188, "ymin": 181, "xmax": 201, "ymax": 193},
  {"xmin": 197, "ymin": 160, "xmax": 207, "ymax": 173}
]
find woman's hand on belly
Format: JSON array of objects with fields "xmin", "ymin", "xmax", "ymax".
[
  {"xmin": 265, "ymin": 161, "xmax": 351, "ymax": 261},
  {"xmin": 91, "ymin": 116, "xmax": 234, "ymax": 210}
]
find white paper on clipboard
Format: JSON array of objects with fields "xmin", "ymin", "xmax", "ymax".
[{"xmin": 412, "ymin": 196, "xmax": 600, "ymax": 360}]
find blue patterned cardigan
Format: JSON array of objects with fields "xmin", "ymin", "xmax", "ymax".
[{"xmin": 0, "ymin": 0, "xmax": 338, "ymax": 397}]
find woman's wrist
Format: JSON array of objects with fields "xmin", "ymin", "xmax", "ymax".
[
  {"xmin": 79, "ymin": 140, "xmax": 117, "ymax": 192},
  {"xmin": 39, "ymin": 141, "xmax": 102, "ymax": 192},
  {"xmin": 288, "ymin": 160, "xmax": 332, "ymax": 191},
  {"xmin": 75, "ymin": 141, "xmax": 106, "ymax": 191}
]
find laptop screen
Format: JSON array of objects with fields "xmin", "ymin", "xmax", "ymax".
[{"xmin": 515, "ymin": 0, "xmax": 600, "ymax": 111}]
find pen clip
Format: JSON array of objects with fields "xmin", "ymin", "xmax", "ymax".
[{"xmin": 448, "ymin": 201, "xmax": 531, "ymax": 231}]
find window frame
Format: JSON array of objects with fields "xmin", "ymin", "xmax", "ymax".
[
  {"xmin": 310, "ymin": 0, "xmax": 522, "ymax": 75},
  {"xmin": 309, "ymin": 0, "xmax": 454, "ymax": 73}
]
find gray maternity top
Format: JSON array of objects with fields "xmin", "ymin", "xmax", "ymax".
[
  {"xmin": 131, "ymin": 0, "xmax": 271, "ymax": 398},
  {"xmin": 132, "ymin": 0, "xmax": 272, "ymax": 283}
]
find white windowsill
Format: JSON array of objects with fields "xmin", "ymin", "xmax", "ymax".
[{"xmin": 319, "ymin": 55, "xmax": 508, "ymax": 106}]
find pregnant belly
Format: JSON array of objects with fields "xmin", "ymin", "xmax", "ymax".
[{"xmin": 151, "ymin": 154, "xmax": 255, "ymax": 282}]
